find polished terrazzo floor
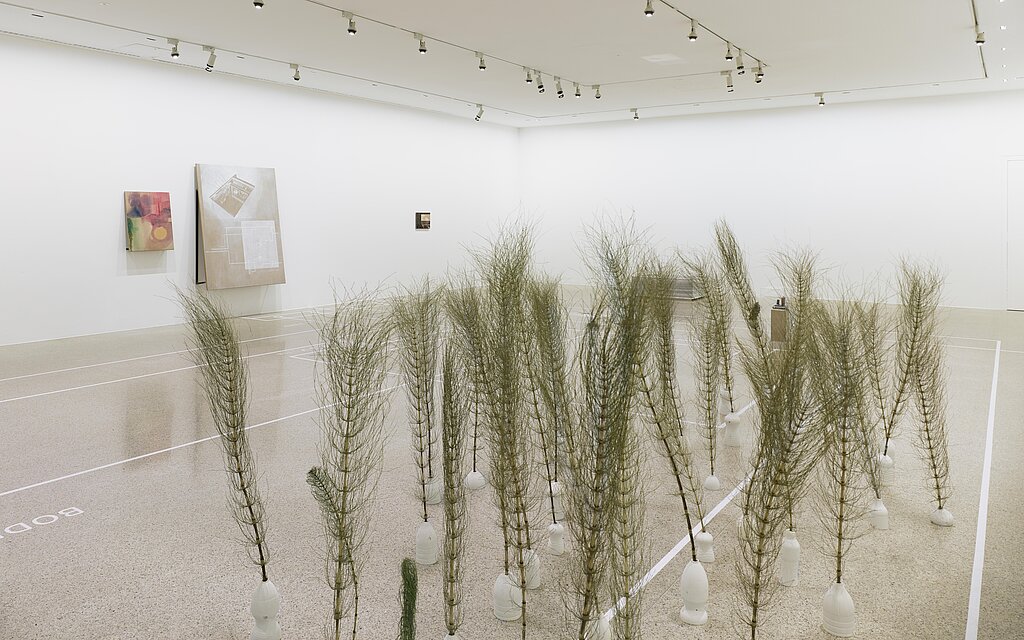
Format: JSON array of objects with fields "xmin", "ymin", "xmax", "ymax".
[{"xmin": 0, "ymin": 292, "xmax": 1021, "ymax": 639}]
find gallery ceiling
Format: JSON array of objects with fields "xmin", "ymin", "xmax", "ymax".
[{"xmin": 0, "ymin": 0, "xmax": 1021, "ymax": 127}]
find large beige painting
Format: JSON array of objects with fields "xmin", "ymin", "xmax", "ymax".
[{"xmin": 195, "ymin": 164, "xmax": 286, "ymax": 290}]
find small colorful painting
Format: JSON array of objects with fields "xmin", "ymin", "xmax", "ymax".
[{"xmin": 125, "ymin": 191, "xmax": 174, "ymax": 252}]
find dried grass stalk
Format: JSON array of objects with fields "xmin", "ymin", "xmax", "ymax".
[
  {"xmin": 177, "ymin": 287, "xmax": 270, "ymax": 582},
  {"xmin": 440, "ymin": 343, "xmax": 469, "ymax": 636},
  {"xmin": 684, "ymin": 252, "xmax": 737, "ymax": 414},
  {"xmin": 394, "ymin": 278, "xmax": 444, "ymax": 522},
  {"xmin": 445, "ymin": 279, "xmax": 489, "ymax": 478},
  {"xmin": 306, "ymin": 291, "xmax": 391, "ymax": 640},
  {"xmin": 397, "ymin": 558, "xmax": 418, "ymax": 640}
]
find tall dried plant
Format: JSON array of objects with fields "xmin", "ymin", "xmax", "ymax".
[
  {"xmin": 305, "ymin": 293, "xmax": 391, "ymax": 640},
  {"xmin": 638, "ymin": 260, "xmax": 706, "ymax": 562},
  {"xmin": 810, "ymin": 299, "xmax": 873, "ymax": 587},
  {"xmin": 854, "ymin": 300, "xmax": 891, "ymax": 502},
  {"xmin": 732, "ymin": 253, "xmax": 823, "ymax": 640},
  {"xmin": 397, "ymin": 558, "xmax": 418, "ymax": 640},
  {"xmin": 684, "ymin": 252, "xmax": 737, "ymax": 414},
  {"xmin": 394, "ymin": 279, "xmax": 444, "ymax": 523},
  {"xmin": 526, "ymin": 275, "xmax": 573, "ymax": 525},
  {"xmin": 714, "ymin": 221, "xmax": 771, "ymax": 373},
  {"xmin": 474, "ymin": 227, "xmax": 538, "ymax": 639},
  {"xmin": 177, "ymin": 287, "xmax": 271, "ymax": 583},
  {"xmin": 440, "ymin": 344, "xmax": 469, "ymax": 638},
  {"xmin": 445, "ymin": 279, "xmax": 489, "ymax": 483},
  {"xmin": 686, "ymin": 262, "xmax": 725, "ymax": 484}
]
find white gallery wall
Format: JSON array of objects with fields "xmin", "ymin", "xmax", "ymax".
[
  {"xmin": 520, "ymin": 90, "xmax": 1024, "ymax": 310},
  {"xmin": 0, "ymin": 36, "xmax": 521, "ymax": 346}
]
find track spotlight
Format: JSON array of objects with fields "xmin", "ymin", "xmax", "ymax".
[
  {"xmin": 525, "ymin": 67, "xmax": 533, "ymax": 84},
  {"xmin": 475, "ymin": 104, "xmax": 484, "ymax": 121},
  {"xmin": 816, "ymin": 92, "xmax": 825, "ymax": 107},
  {"xmin": 204, "ymin": 47, "xmax": 216, "ymax": 72},
  {"xmin": 594, "ymin": 84, "xmax": 602, "ymax": 99},
  {"xmin": 556, "ymin": 77, "xmax": 564, "ymax": 98},
  {"xmin": 645, "ymin": 0, "xmax": 654, "ymax": 17},
  {"xmin": 290, "ymin": 63, "xmax": 300, "ymax": 82},
  {"xmin": 736, "ymin": 50, "xmax": 745, "ymax": 74},
  {"xmin": 976, "ymin": 30, "xmax": 986, "ymax": 46},
  {"xmin": 537, "ymin": 73, "xmax": 545, "ymax": 93},
  {"xmin": 477, "ymin": 52, "xmax": 486, "ymax": 71},
  {"xmin": 253, "ymin": 0, "xmax": 264, "ymax": 8},
  {"xmin": 689, "ymin": 18, "xmax": 698, "ymax": 41},
  {"xmin": 344, "ymin": 12, "xmax": 356, "ymax": 35},
  {"xmin": 723, "ymin": 71, "xmax": 733, "ymax": 92},
  {"xmin": 168, "ymin": 38, "xmax": 179, "ymax": 59},
  {"xmin": 415, "ymin": 33, "xmax": 427, "ymax": 54},
  {"xmin": 725, "ymin": 43, "xmax": 734, "ymax": 61},
  {"xmin": 631, "ymin": 108, "xmax": 639, "ymax": 120},
  {"xmin": 574, "ymin": 82, "xmax": 581, "ymax": 98},
  {"xmin": 755, "ymin": 64, "xmax": 764, "ymax": 83}
]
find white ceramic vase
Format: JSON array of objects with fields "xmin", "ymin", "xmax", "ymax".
[
  {"xmin": 464, "ymin": 470, "xmax": 487, "ymax": 490},
  {"xmin": 724, "ymin": 413, "xmax": 742, "ymax": 447},
  {"xmin": 425, "ymin": 477, "xmax": 443, "ymax": 505},
  {"xmin": 492, "ymin": 573, "xmax": 522, "ymax": 621},
  {"xmin": 931, "ymin": 507, "xmax": 954, "ymax": 527},
  {"xmin": 822, "ymin": 580, "xmax": 856, "ymax": 637},
  {"xmin": 523, "ymin": 549, "xmax": 542, "ymax": 589},
  {"xmin": 250, "ymin": 579, "xmax": 282, "ymax": 640},
  {"xmin": 547, "ymin": 522, "xmax": 565, "ymax": 555},
  {"xmin": 778, "ymin": 529, "xmax": 800, "ymax": 586},
  {"xmin": 585, "ymin": 617, "xmax": 612, "ymax": 640},
  {"xmin": 878, "ymin": 453, "xmax": 895, "ymax": 486},
  {"xmin": 679, "ymin": 559, "xmax": 709, "ymax": 626},
  {"xmin": 694, "ymin": 531, "xmax": 715, "ymax": 564},
  {"xmin": 869, "ymin": 498, "xmax": 889, "ymax": 530},
  {"xmin": 416, "ymin": 521, "xmax": 438, "ymax": 565},
  {"xmin": 703, "ymin": 474, "xmax": 721, "ymax": 491}
]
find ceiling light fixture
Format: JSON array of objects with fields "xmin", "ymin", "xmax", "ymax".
[
  {"xmin": 415, "ymin": 33, "xmax": 427, "ymax": 54},
  {"xmin": 976, "ymin": 30, "xmax": 986, "ymax": 46},
  {"xmin": 645, "ymin": 0, "xmax": 655, "ymax": 17},
  {"xmin": 168, "ymin": 38, "xmax": 179, "ymax": 59},
  {"xmin": 1001, "ymin": 25, "xmax": 1007, "ymax": 30},
  {"xmin": 725, "ymin": 43, "xmax": 734, "ymax": 61},
  {"xmin": 595, "ymin": 85, "xmax": 602, "ymax": 99},
  {"xmin": 204, "ymin": 46, "xmax": 216, "ymax": 72},
  {"xmin": 574, "ymin": 82, "xmax": 581, "ymax": 98},
  {"xmin": 537, "ymin": 73, "xmax": 545, "ymax": 93},
  {"xmin": 556, "ymin": 77, "xmax": 564, "ymax": 98},
  {"xmin": 816, "ymin": 92, "xmax": 825, "ymax": 107},
  {"xmin": 477, "ymin": 52, "xmax": 486, "ymax": 71},
  {"xmin": 631, "ymin": 108, "xmax": 639, "ymax": 120},
  {"xmin": 290, "ymin": 63, "xmax": 301, "ymax": 82},
  {"xmin": 689, "ymin": 18, "xmax": 699, "ymax": 41},
  {"xmin": 475, "ymin": 104, "xmax": 484, "ymax": 121},
  {"xmin": 726, "ymin": 71, "xmax": 734, "ymax": 92},
  {"xmin": 525, "ymin": 67, "xmax": 533, "ymax": 84},
  {"xmin": 253, "ymin": 0, "xmax": 264, "ymax": 8},
  {"xmin": 736, "ymin": 50, "xmax": 745, "ymax": 74},
  {"xmin": 754, "ymin": 64, "xmax": 764, "ymax": 83},
  {"xmin": 343, "ymin": 12, "xmax": 356, "ymax": 35}
]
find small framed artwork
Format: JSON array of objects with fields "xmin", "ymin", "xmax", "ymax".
[
  {"xmin": 125, "ymin": 191, "xmax": 174, "ymax": 251},
  {"xmin": 415, "ymin": 211, "xmax": 431, "ymax": 230}
]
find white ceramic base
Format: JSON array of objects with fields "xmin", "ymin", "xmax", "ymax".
[
  {"xmin": 464, "ymin": 470, "xmax": 487, "ymax": 490},
  {"xmin": 869, "ymin": 499, "xmax": 889, "ymax": 530},
  {"xmin": 878, "ymin": 453, "xmax": 894, "ymax": 486},
  {"xmin": 694, "ymin": 531, "xmax": 715, "ymax": 564},
  {"xmin": 822, "ymin": 581, "xmax": 856, "ymax": 637},
  {"xmin": 679, "ymin": 560, "xmax": 709, "ymax": 626},
  {"xmin": 778, "ymin": 529, "xmax": 800, "ymax": 587},
  {"xmin": 250, "ymin": 580, "xmax": 282, "ymax": 640},
  {"xmin": 586, "ymin": 617, "xmax": 612, "ymax": 640},
  {"xmin": 550, "ymin": 481, "xmax": 565, "ymax": 522},
  {"xmin": 723, "ymin": 414, "xmax": 742, "ymax": 447},
  {"xmin": 523, "ymin": 549, "xmax": 541, "ymax": 589},
  {"xmin": 930, "ymin": 507, "xmax": 955, "ymax": 527},
  {"xmin": 442, "ymin": 634, "xmax": 459, "ymax": 640},
  {"xmin": 425, "ymin": 477, "xmax": 443, "ymax": 505},
  {"xmin": 492, "ymin": 573, "xmax": 522, "ymax": 621},
  {"xmin": 416, "ymin": 521, "xmax": 438, "ymax": 565},
  {"xmin": 547, "ymin": 522, "xmax": 565, "ymax": 556},
  {"xmin": 703, "ymin": 475, "xmax": 721, "ymax": 491},
  {"xmin": 718, "ymin": 388, "xmax": 733, "ymax": 417}
]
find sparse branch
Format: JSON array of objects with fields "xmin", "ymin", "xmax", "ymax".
[{"xmin": 440, "ymin": 343, "xmax": 469, "ymax": 636}]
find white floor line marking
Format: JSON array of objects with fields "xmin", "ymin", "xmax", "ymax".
[
  {"xmin": 0, "ymin": 328, "xmax": 316, "ymax": 383},
  {"xmin": 604, "ymin": 398, "xmax": 756, "ymax": 621},
  {"xmin": 0, "ymin": 382, "xmax": 405, "ymax": 499},
  {"xmin": 965, "ymin": 340, "xmax": 1001, "ymax": 640},
  {"xmin": 0, "ymin": 343, "xmax": 321, "ymax": 405}
]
